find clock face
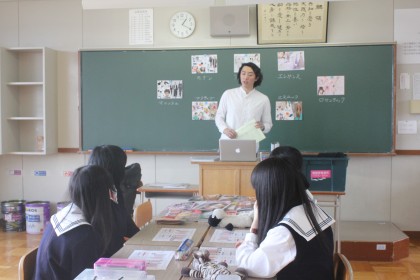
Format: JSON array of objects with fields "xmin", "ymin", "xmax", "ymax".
[{"xmin": 170, "ymin": 12, "xmax": 196, "ymax": 38}]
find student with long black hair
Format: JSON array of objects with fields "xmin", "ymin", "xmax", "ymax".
[
  {"xmin": 34, "ymin": 165, "xmax": 115, "ymax": 280},
  {"xmin": 236, "ymin": 157, "xmax": 335, "ymax": 279},
  {"xmin": 88, "ymin": 145, "xmax": 128, "ymax": 205},
  {"xmin": 269, "ymin": 146, "xmax": 303, "ymax": 171},
  {"xmin": 88, "ymin": 145, "xmax": 139, "ymax": 251},
  {"xmin": 269, "ymin": 145, "xmax": 312, "ymax": 192}
]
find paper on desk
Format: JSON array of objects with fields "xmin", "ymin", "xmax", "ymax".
[
  {"xmin": 209, "ymin": 229, "xmax": 248, "ymax": 243},
  {"xmin": 235, "ymin": 119, "xmax": 265, "ymax": 142},
  {"xmin": 128, "ymin": 250, "xmax": 174, "ymax": 270},
  {"xmin": 152, "ymin": 227, "xmax": 196, "ymax": 242}
]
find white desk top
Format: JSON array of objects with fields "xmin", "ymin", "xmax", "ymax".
[
  {"xmin": 125, "ymin": 221, "xmax": 209, "ymax": 247},
  {"xmin": 113, "ymin": 245, "xmax": 192, "ymax": 280}
]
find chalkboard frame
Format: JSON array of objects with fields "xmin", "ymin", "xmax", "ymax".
[{"xmin": 80, "ymin": 43, "xmax": 396, "ymax": 154}]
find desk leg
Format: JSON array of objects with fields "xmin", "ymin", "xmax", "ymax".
[
  {"xmin": 315, "ymin": 194, "xmax": 341, "ymax": 254},
  {"xmin": 335, "ymin": 195, "xmax": 341, "ymax": 253},
  {"xmin": 139, "ymin": 192, "xmax": 144, "ymax": 204}
]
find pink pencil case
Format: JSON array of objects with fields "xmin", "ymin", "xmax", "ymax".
[{"xmin": 94, "ymin": 258, "xmax": 146, "ymax": 271}]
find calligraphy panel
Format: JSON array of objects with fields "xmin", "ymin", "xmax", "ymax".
[{"xmin": 257, "ymin": 2, "xmax": 328, "ymax": 44}]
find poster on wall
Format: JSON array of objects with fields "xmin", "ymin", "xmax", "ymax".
[
  {"xmin": 317, "ymin": 76, "xmax": 345, "ymax": 96},
  {"xmin": 191, "ymin": 55, "xmax": 218, "ymax": 74},
  {"xmin": 257, "ymin": 2, "xmax": 328, "ymax": 44},
  {"xmin": 157, "ymin": 80, "xmax": 183, "ymax": 99},
  {"xmin": 277, "ymin": 51, "xmax": 305, "ymax": 71},
  {"xmin": 395, "ymin": 9, "xmax": 420, "ymax": 64},
  {"xmin": 129, "ymin": 9, "xmax": 153, "ymax": 45},
  {"xmin": 276, "ymin": 101, "xmax": 303, "ymax": 120},
  {"xmin": 192, "ymin": 101, "xmax": 217, "ymax": 120},
  {"xmin": 233, "ymin": 53, "xmax": 261, "ymax": 72}
]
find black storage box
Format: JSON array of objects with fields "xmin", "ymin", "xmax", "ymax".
[{"xmin": 302, "ymin": 153, "xmax": 349, "ymax": 192}]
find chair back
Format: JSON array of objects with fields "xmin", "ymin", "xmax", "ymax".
[
  {"xmin": 334, "ymin": 252, "xmax": 353, "ymax": 280},
  {"xmin": 18, "ymin": 246, "xmax": 38, "ymax": 280},
  {"xmin": 134, "ymin": 199, "xmax": 153, "ymax": 228}
]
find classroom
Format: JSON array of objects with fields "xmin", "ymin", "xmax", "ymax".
[{"xmin": 0, "ymin": 0, "xmax": 420, "ymax": 278}]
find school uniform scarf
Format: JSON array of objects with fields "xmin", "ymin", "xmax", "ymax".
[
  {"xmin": 50, "ymin": 203, "xmax": 90, "ymax": 237},
  {"xmin": 279, "ymin": 204, "xmax": 335, "ymax": 241}
]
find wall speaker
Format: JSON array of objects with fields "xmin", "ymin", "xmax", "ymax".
[{"xmin": 210, "ymin": 6, "xmax": 250, "ymax": 37}]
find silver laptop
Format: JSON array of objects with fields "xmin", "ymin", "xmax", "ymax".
[{"xmin": 219, "ymin": 139, "xmax": 257, "ymax": 162}]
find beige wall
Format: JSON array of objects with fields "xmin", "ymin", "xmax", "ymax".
[{"xmin": 0, "ymin": 0, "xmax": 420, "ymax": 231}]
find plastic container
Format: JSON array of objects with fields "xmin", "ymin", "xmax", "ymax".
[
  {"xmin": 25, "ymin": 201, "xmax": 50, "ymax": 234},
  {"xmin": 94, "ymin": 258, "xmax": 146, "ymax": 271},
  {"xmin": 1, "ymin": 200, "xmax": 26, "ymax": 232},
  {"xmin": 302, "ymin": 154, "xmax": 349, "ymax": 192}
]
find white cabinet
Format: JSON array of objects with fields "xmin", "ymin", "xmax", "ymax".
[{"xmin": 0, "ymin": 47, "xmax": 57, "ymax": 155}]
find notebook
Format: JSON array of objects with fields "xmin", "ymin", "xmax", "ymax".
[{"xmin": 219, "ymin": 139, "xmax": 257, "ymax": 162}]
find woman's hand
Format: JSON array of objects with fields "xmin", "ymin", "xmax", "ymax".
[
  {"xmin": 223, "ymin": 128, "xmax": 237, "ymax": 139},
  {"xmin": 250, "ymin": 201, "xmax": 258, "ymax": 233}
]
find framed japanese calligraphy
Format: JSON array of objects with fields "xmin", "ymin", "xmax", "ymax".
[{"xmin": 257, "ymin": 2, "xmax": 329, "ymax": 44}]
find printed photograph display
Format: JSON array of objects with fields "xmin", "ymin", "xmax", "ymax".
[
  {"xmin": 317, "ymin": 76, "xmax": 345, "ymax": 96},
  {"xmin": 234, "ymin": 53, "xmax": 261, "ymax": 73},
  {"xmin": 276, "ymin": 101, "xmax": 303, "ymax": 120},
  {"xmin": 277, "ymin": 51, "xmax": 305, "ymax": 71},
  {"xmin": 191, "ymin": 54, "xmax": 218, "ymax": 74},
  {"xmin": 157, "ymin": 80, "xmax": 183, "ymax": 99},
  {"xmin": 192, "ymin": 101, "xmax": 218, "ymax": 120}
]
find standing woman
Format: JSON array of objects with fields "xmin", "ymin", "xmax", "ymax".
[
  {"xmin": 236, "ymin": 158, "xmax": 335, "ymax": 279},
  {"xmin": 34, "ymin": 165, "xmax": 115, "ymax": 280},
  {"xmin": 215, "ymin": 62, "xmax": 272, "ymax": 145},
  {"xmin": 88, "ymin": 145, "xmax": 139, "ymax": 254}
]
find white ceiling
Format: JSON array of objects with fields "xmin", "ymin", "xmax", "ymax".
[{"xmin": 82, "ymin": 0, "xmax": 352, "ymax": 10}]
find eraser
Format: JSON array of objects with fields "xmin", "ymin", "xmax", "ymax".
[{"xmin": 174, "ymin": 238, "xmax": 194, "ymax": 261}]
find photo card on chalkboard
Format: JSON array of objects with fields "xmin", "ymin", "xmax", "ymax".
[
  {"xmin": 276, "ymin": 101, "xmax": 303, "ymax": 121},
  {"xmin": 257, "ymin": 2, "xmax": 329, "ymax": 44}
]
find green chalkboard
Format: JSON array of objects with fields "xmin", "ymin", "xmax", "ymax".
[{"xmin": 80, "ymin": 44, "xmax": 395, "ymax": 153}]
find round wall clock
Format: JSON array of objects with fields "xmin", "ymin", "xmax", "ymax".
[{"xmin": 169, "ymin": 11, "xmax": 196, "ymax": 38}]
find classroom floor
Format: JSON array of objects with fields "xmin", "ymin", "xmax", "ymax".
[{"xmin": 1, "ymin": 230, "xmax": 420, "ymax": 279}]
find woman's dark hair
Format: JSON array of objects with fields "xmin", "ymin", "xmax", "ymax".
[
  {"xmin": 269, "ymin": 146, "xmax": 303, "ymax": 171},
  {"xmin": 251, "ymin": 157, "xmax": 324, "ymax": 245},
  {"xmin": 237, "ymin": 62, "xmax": 263, "ymax": 87},
  {"xmin": 88, "ymin": 145, "xmax": 127, "ymax": 187},
  {"xmin": 69, "ymin": 165, "xmax": 114, "ymax": 254},
  {"xmin": 269, "ymin": 146, "xmax": 310, "ymax": 190}
]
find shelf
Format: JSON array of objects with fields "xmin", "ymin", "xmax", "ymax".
[
  {"xmin": 0, "ymin": 47, "xmax": 57, "ymax": 155},
  {"xmin": 8, "ymin": 47, "xmax": 44, "ymax": 52},
  {"xmin": 9, "ymin": 151, "xmax": 46, "ymax": 155},
  {"xmin": 7, "ymin": 82, "xmax": 43, "ymax": 86},
  {"xmin": 8, "ymin": 117, "xmax": 44, "ymax": 121}
]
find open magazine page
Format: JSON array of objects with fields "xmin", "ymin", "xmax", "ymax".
[{"xmin": 155, "ymin": 196, "xmax": 255, "ymax": 224}]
